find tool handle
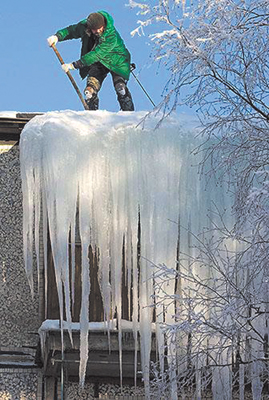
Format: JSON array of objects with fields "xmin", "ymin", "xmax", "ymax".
[{"xmin": 51, "ymin": 44, "xmax": 89, "ymax": 111}]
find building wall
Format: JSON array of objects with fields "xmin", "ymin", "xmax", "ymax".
[
  {"xmin": 64, "ymin": 382, "xmax": 145, "ymax": 400},
  {"xmin": 0, "ymin": 369, "xmax": 41, "ymax": 400},
  {"xmin": 0, "ymin": 146, "xmax": 40, "ymax": 399}
]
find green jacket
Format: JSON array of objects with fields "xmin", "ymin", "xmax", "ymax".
[{"xmin": 56, "ymin": 11, "xmax": 131, "ymax": 80}]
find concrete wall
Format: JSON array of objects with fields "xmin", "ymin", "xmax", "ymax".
[
  {"xmin": 0, "ymin": 145, "xmax": 40, "ymax": 345},
  {"xmin": 0, "ymin": 369, "xmax": 41, "ymax": 400},
  {"xmin": 64, "ymin": 382, "xmax": 145, "ymax": 399},
  {"xmin": 0, "ymin": 146, "xmax": 40, "ymax": 399}
]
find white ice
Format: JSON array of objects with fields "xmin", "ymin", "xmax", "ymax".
[{"xmin": 20, "ymin": 110, "xmax": 234, "ymax": 398}]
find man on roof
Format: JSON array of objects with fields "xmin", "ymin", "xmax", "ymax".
[{"xmin": 47, "ymin": 11, "xmax": 134, "ymax": 111}]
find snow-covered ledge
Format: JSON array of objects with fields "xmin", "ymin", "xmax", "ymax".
[{"xmin": 38, "ymin": 319, "xmax": 156, "ymax": 332}]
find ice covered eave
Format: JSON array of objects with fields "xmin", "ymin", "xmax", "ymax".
[
  {"xmin": 39, "ymin": 320, "xmax": 157, "ymax": 354},
  {"xmin": 39, "ymin": 321, "xmax": 157, "ymax": 380},
  {"xmin": 39, "ymin": 320, "xmax": 157, "ymax": 355},
  {"xmin": 39, "ymin": 320, "xmax": 157, "ymax": 380},
  {"xmin": 39, "ymin": 319, "xmax": 156, "ymax": 333}
]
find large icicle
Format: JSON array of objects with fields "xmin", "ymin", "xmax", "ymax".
[{"xmin": 20, "ymin": 110, "xmax": 233, "ymax": 396}]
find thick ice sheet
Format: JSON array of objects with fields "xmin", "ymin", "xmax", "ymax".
[{"xmin": 20, "ymin": 110, "xmax": 232, "ymax": 397}]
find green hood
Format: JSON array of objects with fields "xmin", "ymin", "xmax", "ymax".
[{"xmin": 56, "ymin": 11, "xmax": 131, "ymax": 80}]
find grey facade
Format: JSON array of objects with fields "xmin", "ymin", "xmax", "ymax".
[{"xmin": 0, "ymin": 143, "xmax": 41, "ymax": 399}]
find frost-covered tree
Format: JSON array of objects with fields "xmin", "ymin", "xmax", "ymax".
[{"xmin": 129, "ymin": 1, "xmax": 269, "ymax": 399}]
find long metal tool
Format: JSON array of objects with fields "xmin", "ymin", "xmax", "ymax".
[
  {"xmin": 131, "ymin": 64, "xmax": 156, "ymax": 108},
  {"xmin": 51, "ymin": 44, "xmax": 89, "ymax": 110}
]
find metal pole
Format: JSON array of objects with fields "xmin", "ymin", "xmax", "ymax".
[
  {"xmin": 51, "ymin": 44, "xmax": 89, "ymax": 111},
  {"xmin": 131, "ymin": 65, "xmax": 156, "ymax": 108}
]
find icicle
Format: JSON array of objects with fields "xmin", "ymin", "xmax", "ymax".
[
  {"xmin": 77, "ymin": 153, "xmax": 94, "ymax": 385},
  {"xmin": 196, "ymin": 366, "xmax": 202, "ymax": 400},
  {"xmin": 79, "ymin": 242, "xmax": 90, "ymax": 386},
  {"xmin": 139, "ymin": 260, "xmax": 152, "ymax": 400},
  {"xmin": 20, "ymin": 110, "xmax": 236, "ymax": 396},
  {"xmin": 20, "ymin": 126, "xmax": 37, "ymax": 297},
  {"xmin": 239, "ymin": 364, "xmax": 245, "ymax": 400},
  {"xmin": 42, "ymin": 190, "xmax": 48, "ymax": 319},
  {"xmin": 132, "ymin": 207, "xmax": 139, "ymax": 389},
  {"xmin": 167, "ymin": 333, "xmax": 178, "ymax": 400},
  {"xmin": 251, "ymin": 360, "xmax": 263, "ymax": 400},
  {"xmin": 70, "ymin": 209, "xmax": 76, "ymax": 310},
  {"xmin": 212, "ymin": 345, "xmax": 232, "ymax": 400},
  {"xmin": 34, "ymin": 166, "xmax": 41, "ymax": 291}
]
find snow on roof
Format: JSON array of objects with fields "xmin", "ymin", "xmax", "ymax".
[
  {"xmin": 39, "ymin": 319, "xmax": 118, "ymax": 332},
  {"xmin": 19, "ymin": 109, "xmax": 199, "ymax": 134},
  {"xmin": 0, "ymin": 111, "xmax": 18, "ymax": 118},
  {"xmin": 39, "ymin": 319, "xmax": 156, "ymax": 333}
]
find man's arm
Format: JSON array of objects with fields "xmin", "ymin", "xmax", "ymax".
[{"xmin": 56, "ymin": 19, "xmax": 87, "ymax": 41}]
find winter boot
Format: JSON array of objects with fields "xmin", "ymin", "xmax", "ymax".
[
  {"xmin": 114, "ymin": 80, "xmax": 134, "ymax": 111},
  {"xmin": 84, "ymin": 77, "xmax": 100, "ymax": 111},
  {"xmin": 117, "ymin": 88, "xmax": 134, "ymax": 111},
  {"xmin": 86, "ymin": 94, "xmax": 99, "ymax": 111}
]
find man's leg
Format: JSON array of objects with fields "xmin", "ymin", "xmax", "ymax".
[
  {"xmin": 85, "ymin": 63, "xmax": 108, "ymax": 110},
  {"xmin": 112, "ymin": 74, "xmax": 134, "ymax": 111}
]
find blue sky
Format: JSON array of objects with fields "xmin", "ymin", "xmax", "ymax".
[{"xmin": 0, "ymin": 0, "xmax": 177, "ymax": 113}]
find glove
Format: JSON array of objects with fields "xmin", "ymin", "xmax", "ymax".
[
  {"xmin": 47, "ymin": 35, "xmax": 58, "ymax": 47},
  {"xmin": 61, "ymin": 63, "xmax": 75, "ymax": 73}
]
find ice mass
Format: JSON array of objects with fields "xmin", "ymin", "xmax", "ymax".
[{"xmin": 20, "ymin": 110, "xmax": 234, "ymax": 398}]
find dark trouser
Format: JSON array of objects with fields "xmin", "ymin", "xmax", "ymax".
[{"xmin": 84, "ymin": 62, "xmax": 134, "ymax": 111}]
